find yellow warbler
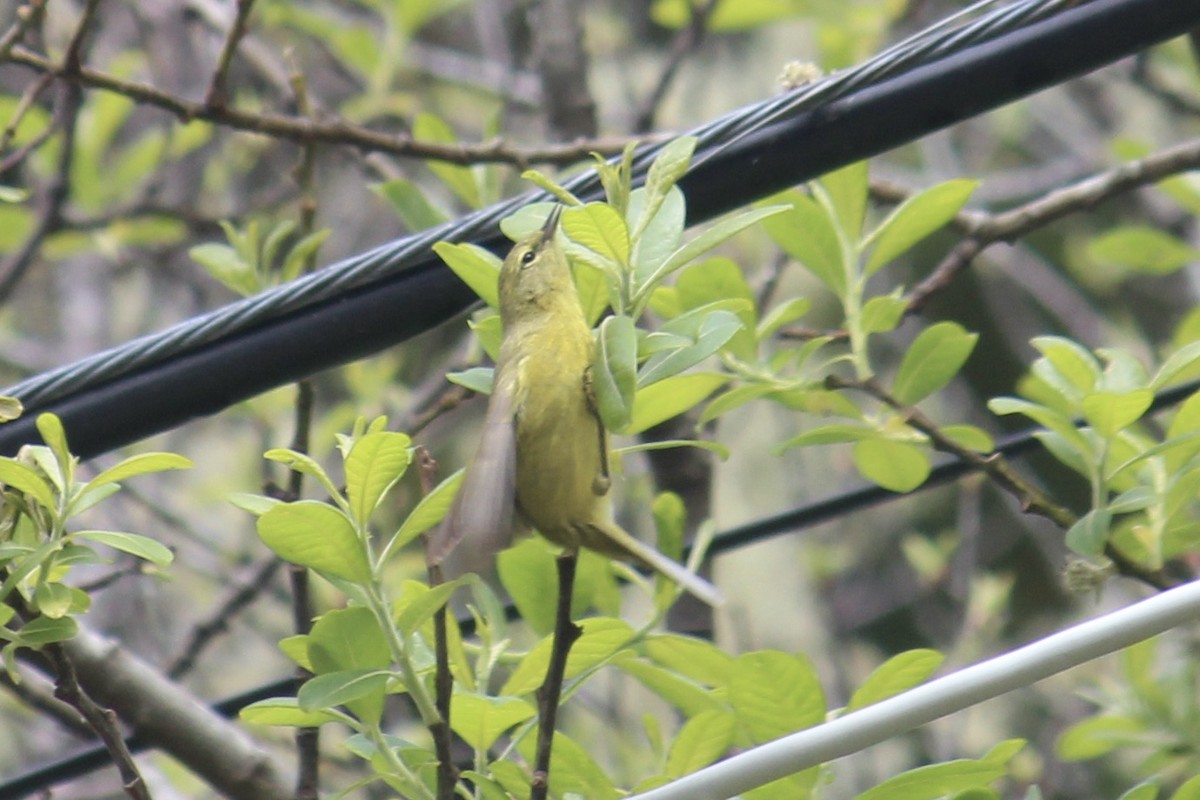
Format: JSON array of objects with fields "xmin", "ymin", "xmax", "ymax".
[{"xmin": 429, "ymin": 206, "xmax": 721, "ymax": 606}]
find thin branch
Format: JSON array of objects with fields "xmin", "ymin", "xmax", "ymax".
[
  {"xmin": 0, "ymin": 667, "xmax": 93, "ymax": 738},
  {"xmin": 166, "ymin": 554, "xmax": 283, "ymax": 679},
  {"xmin": 4, "ymin": 45, "xmax": 650, "ymax": 167},
  {"xmin": 634, "ymin": 0, "xmax": 719, "ymax": 133},
  {"xmin": 905, "ymin": 137, "xmax": 1200, "ymax": 315},
  {"xmin": 418, "ymin": 447, "xmax": 457, "ymax": 800},
  {"xmin": 531, "ymin": 553, "xmax": 582, "ymax": 800},
  {"xmin": 0, "ymin": 0, "xmax": 46, "ymax": 63},
  {"xmin": 825, "ymin": 374, "xmax": 1172, "ymax": 590},
  {"xmin": 202, "ymin": 0, "xmax": 256, "ymax": 109},
  {"xmin": 43, "ymin": 642, "xmax": 152, "ymax": 800}
]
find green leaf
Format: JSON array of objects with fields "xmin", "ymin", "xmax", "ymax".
[
  {"xmin": 34, "ymin": 581, "xmax": 74, "ymax": 619},
  {"xmin": 345, "ymin": 431, "xmax": 411, "ymax": 525},
  {"xmin": 1081, "ymin": 390, "xmax": 1153, "ymax": 437},
  {"xmin": 297, "ymin": 669, "xmax": 391, "ymax": 712},
  {"xmin": 394, "ymin": 577, "xmax": 471, "ymax": 636},
  {"xmin": 637, "ymin": 311, "xmax": 743, "ymax": 388},
  {"xmin": 613, "ymin": 439, "xmax": 730, "ymax": 459},
  {"xmin": 389, "ymin": 468, "xmax": 463, "ymax": 554},
  {"xmin": 239, "ymin": 697, "xmax": 340, "ymax": 728},
  {"xmin": 760, "ymin": 190, "xmax": 846, "ymax": 296},
  {"xmin": 1152, "ymin": 339, "xmax": 1200, "ymax": 389},
  {"xmin": 307, "ymin": 605, "xmax": 390, "ymax": 723},
  {"xmin": 864, "ymin": 179, "xmax": 977, "ymax": 274},
  {"xmin": 892, "ymin": 322, "xmax": 977, "ymax": 405},
  {"xmin": 516, "ymin": 731, "xmax": 620, "ymax": 800},
  {"xmin": 987, "ymin": 397, "xmax": 1091, "ymax": 455},
  {"xmin": 1031, "ymin": 336, "xmax": 1102, "ymax": 396},
  {"xmin": 699, "ymin": 383, "xmax": 777, "ymax": 423},
  {"xmin": 497, "ymin": 538, "xmax": 560, "ymax": 635},
  {"xmin": 0, "ymin": 459, "xmax": 57, "ymax": 511},
  {"xmin": 674, "ymin": 257, "xmax": 757, "ymax": 359},
  {"xmin": 501, "ymin": 617, "xmax": 634, "ymax": 696},
  {"xmin": 191, "ymin": 242, "xmax": 257, "ymax": 296},
  {"xmin": 665, "ymin": 709, "xmax": 735, "ymax": 777},
  {"xmin": 818, "ymin": 160, "xmax": 869, "ymax": 241},
  {"xmin": 16, "ymin": 614, "xmax": 78, "ymax": 646},
  {"xmin": 72, "ymin": 531, "xmax": 173, "ymax": 567},
  {"xmin": 1118, "ymin": 782, "xmax": 1162, "ymax": 800},
  {"xmin": 633, "ymin": 137, "xmax": 695, "ymax": 241},
  {"xmin": 757, "ymin": 296, "xmax": 811, "ymax": 340},
  {"xmin": 1088, "ymin": 225, "xmax": 1200, "ymax": 274},
  {"xmin": 448, "ymin": 366, "xmax": 494, "ymax": 396},
  {"xmin": 855, "ymin": 758, "xmax": 1007, "ymax": 800},
  {"xmin": 644, "ymin": 633, "xmax": 735, "ymax": 687},
  {"xmin": 847, "ymin": 649, "xmax": 944, "ymax": 711},
  {"xmin": 1065, "ymin": 508, "xmax": 1112, "ymax": 557},
  {"xmin": 263, "ymin": 448, "xmax": 342, "ymax": 504},
  {"xmin": 563, "ymin": 202, "xmax": 630, "ymax": 266},
  {"xmin": 638, "ymin": 206, "xmax": 788, "ymax": 300},
  {"xmin": 227, "ymin": 492, "xmax": 281, "ymax": 516},
  {"xmin": 257, "ymin": 501, "xmax": 371, "ymax": 582},
  {"xmin": 940, "ymin": 425, "xmax": 995, "ymax": 453},
  {"xmin": 628, "ymin": 373, "xmax": 728, "ymax": 435},
  {"xmin": 861, "ymin": 290, "xmax": 907, "ymax": 334},
  {"xmin": 372, "ymin": 178, "xmax": 448, "ymax": 230},
  {"xmin": 776, "ymin": 423, "xmax": 880, "ymax": 451},
  {"xmin": 85, "ymin": 452, "xmax": 192, "ymax": 492},
  {"xmin": 729, "ymin": 650, "xmax": 824, "ymax": 743},
  {"xmin": 853, "ymin": 438, "xmax": 930, "ymax": 492},
  {"xmin": 1056, "ymin": 713, "xmax": 1142, "ymax": 760},
  {"xmin": 0, "ymin": 395, "xmax": 22, "ymax": 422},
  {"xmin": 451, "ymin": 692, "xmax": 536, "ymax": 751},
  {"xmin": 615, "ymin": 654, "xmax": 722, "ymax": 716},
  {"xmin": 36, "ymin": 414, "xmax": 71, "ymax": 474},
  {"xmin": 630, "ymin": 186, "xmax": 686, "ymax": 283},
  {"xmin": 595, "ymin": 315, "xmax": 639, "ymax": 432},
  {"xmin": 433, "ymin": 242, "xmax": 502, "ymax": 309},
  {"xmin": 651, "ymin": 0, "xmax": 808, "ymax": 31},
  {"xmin": 413, "ymin": 112, "xmax": 480, "ymax": 207}
]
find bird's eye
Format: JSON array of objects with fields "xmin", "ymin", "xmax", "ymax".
[{"xmin": 520, "ymin": 249, "xmax": 536, "ymax": 266}]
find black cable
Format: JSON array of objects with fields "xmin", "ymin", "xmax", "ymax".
[{"xmin": 0, "ymin": 0, "xmax": 1196, "ymax": 458}]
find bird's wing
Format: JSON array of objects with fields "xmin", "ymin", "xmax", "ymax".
[{"xmin": 426, "ymin": 377, "xmax": 517, "ymax": 570}]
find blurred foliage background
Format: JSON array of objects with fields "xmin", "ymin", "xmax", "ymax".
[{"xmin": 1, "ymin": 0, "xmax": 1200, "ymax": 798}]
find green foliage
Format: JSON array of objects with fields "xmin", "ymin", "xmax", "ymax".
[
  {"xmin": 1057, "ymin": 638, "xmax": 1200, "ymax": 796},
  {"xmin": 190, "ymin": 218, "xmax": 331, "ymax": 296},
  {"xmin": 989, "ymin": 337, "xmax": 1200, "ymax": 565},
  {"xmin": 0, "ymin": 412, "xmax": 190, "ymax": 675}
]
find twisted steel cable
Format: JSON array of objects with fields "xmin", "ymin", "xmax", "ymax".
[{"xmin": 4, "ymin": 0, "xmax": 1105, "ymax": 412}]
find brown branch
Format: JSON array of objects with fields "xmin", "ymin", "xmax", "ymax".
[
  {"xmin": 825, "ymin": 374, "xmax": 1172, "ymax": 590},
  {"xmin": 166, "ymin": 553, "xmax": 283, "ymax": 679},
  {"xmin": 530, "ymin": 553, "xmax": 582, "ymax": 800},
  {"xmin": 44, "ymin": 642, "xmax": 153, "ymax": 800},
  {"xmin": 528, "ymin": 0, "xmax": 597, "ymax": 140},
  {"xmin": 202, "ymin": 0, "xmax": 256, "ymax": 109},
  {"xmin": 0, "ymin": 0, "xmax": 46, "ymax": 63},
  {"xmin": 0, "ymin": 666, "xmax": 93, "ymax": 738},
  {"xmin": 634, "ymin": 0, "xmax": 719, "ymax": 133},
  {"xmin": 4, "ymin": 45, "xmax": 648, "ymax": 167},
  {"xmin": 905, "ymin": 137, "xmax": 1200, "ymax": 315},
  {"xmin": 418, "ymin": 447, "xmax": 458, "ymax": 800}
]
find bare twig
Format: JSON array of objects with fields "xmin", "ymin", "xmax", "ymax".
[
  {"xmin": 4, "ymin": 45, "xmax": 649, "ymax": 166},
  {"xmin": 530, "ymin": 553, "xmax": 582, "ymax": 800},
  {"xmin": 166, "ymin": 554, "xmax": 283, "ymax": 679},
  {"xmin": 825, "ymin": 374, "xmax": 1172, "ymax": 590},
  {"xmin": 44, "ymin": 642, "xmax": 153, "ymax": 800},
  {"xmin": 0, "ymin": 0, "xmax": 46, "ymax": 63},
  {"xmin": 634, "ymin": 0, "xmax": 719, "ymax": 133},
  {"xmin": 905, "ymin": 137, "xmax": 1200, "ymax": 315},
  {"xmin": 417, "ymin": 447, "xmax": 458, "ymax": 800},
  {"xmin": 528, "ymin": 0, "xmax": 597, "ymax": 140},
  {"xmin": 203, "ymin": 0, "xmax": 256, "ymax": 109}
]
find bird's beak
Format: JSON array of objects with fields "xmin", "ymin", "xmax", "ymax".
[{"xmin": 541, "ymin": 205, "xmax": 563, "ymax": 238}]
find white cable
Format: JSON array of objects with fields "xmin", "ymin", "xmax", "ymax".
[{"xmin": 630, "ymin": 580, "xmax": 1200, "ymax": 800}]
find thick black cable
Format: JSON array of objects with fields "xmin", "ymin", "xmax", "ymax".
[{"xmin": 1, "ymin": 0, "xmax": 1197, "ymax": 458}]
